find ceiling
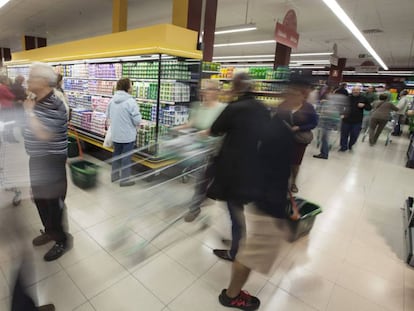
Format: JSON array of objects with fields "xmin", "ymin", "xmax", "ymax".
[{"xmin": 0, "ymin": 0, "xmax": 413, "ymax": 68}]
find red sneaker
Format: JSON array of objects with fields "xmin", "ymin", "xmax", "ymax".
[{"xmin": 219, "ymin": 289, "xmax": 260, "ymax": 310}]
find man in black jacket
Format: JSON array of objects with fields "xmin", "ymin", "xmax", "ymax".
[
  {"xmin": 339, "ymin": 86, "xmax": 371, "ymax": 151},
  {"xmin": 208, "ymin": 73, "xmax": 269, "ymax": 263}
]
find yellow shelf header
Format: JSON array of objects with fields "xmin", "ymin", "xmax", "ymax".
[{"xmin": 9, "ymin": 24, "xmax": 202, "ymax": 65}]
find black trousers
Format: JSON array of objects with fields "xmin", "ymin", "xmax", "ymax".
[
  {"xmin": 29, "ymin": 155, "xmax": 68, "ymax": 244},
  {"xmin": 12, "ymin": 273, "xmax": 37, "ymax": 311}
]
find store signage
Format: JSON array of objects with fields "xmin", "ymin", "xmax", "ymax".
[
  {"xmin": 274, "ymin": 9, "xmax": 299, "ymax": 49},
  {"xmin": 355, "ymin": 65, "xmax": 379, "ymax": 73},
  {"xmin": 330, "ymin": 55, "xmax": 339, "ymax": 66}
]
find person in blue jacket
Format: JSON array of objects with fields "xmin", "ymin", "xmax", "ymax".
[{"xmin": 107, "ymin": 78, "xmax": 141, "ymax": 187}]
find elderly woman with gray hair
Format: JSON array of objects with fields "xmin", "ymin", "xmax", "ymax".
[{"xmin": 23, "ymin": 63, "xmax": 70, "ymax": 262}]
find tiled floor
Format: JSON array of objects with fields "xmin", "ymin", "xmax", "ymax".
[{"xmin": 1, "ymin": 128, "xmax": 414, "ymax": 311}]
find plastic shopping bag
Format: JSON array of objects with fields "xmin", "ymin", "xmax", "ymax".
[{"xmin": 103, "ymin": 126, "xmax": 113, "ymax": 148}]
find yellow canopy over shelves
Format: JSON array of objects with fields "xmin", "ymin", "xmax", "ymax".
[{"xmin": 8, "ymin": 24, "xmax": 202, "ymax": 65}]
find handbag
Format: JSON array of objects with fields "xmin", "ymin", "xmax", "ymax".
[
  {"xmin": 103, "ymin": 126, "xmax": 113, "ymax": 148},
  {"xmin": 293, "ymin": 131, "xmax": 314, "ymax": 144}
]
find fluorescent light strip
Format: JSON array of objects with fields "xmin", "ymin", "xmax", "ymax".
[
  {"xmin": 322, "ymin": 0, "xmax": 388, "ymax": 70},
  {"xmin": 213, "ymin": 52, "xmax": 333, "ymax": 59},
  {"xmin": 215, "ymin": 26, "xmax": 257, "ymax": 35},
  {"xmin": 0, "ymin": 0, "xmax": 10, "ymax": 9},
  {"xmin": 291, "ymin": 52, "xmax": 333, "ymax": 57},
  {"xmin": 214, "ymin": 40, "xmax": 275, "ymax": 47}
]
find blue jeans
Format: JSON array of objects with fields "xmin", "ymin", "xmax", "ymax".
[
  {"xmin": 112, "ymin": 142, "xmax": 135, "ymax": 181},
  {"xmin": 340, "ymin": 122, "xmax": 362, "ymax": 150},
  {"xmin": 320, "ymin": 128, "xmax": 330, "ymax": 158},
  {"xmin": 227, "ymin": 201, "xmax": 246, "ymax": 259}
]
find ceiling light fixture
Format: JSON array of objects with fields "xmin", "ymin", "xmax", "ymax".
[
  {"xmin": 215, "ymin": 23, "xmax": 257, "ymax": 35},
  {"xmin": 214, "ymin": 40, "xmax": 275, "ymax": 47},
  {"xmin": 291, "ymin": 52, "xmax": 333, "ymax": 57},
  {"xmin": 321, "ymin": 0, "xmax": 388, "ymax": 70},
  {"xmin": 0, "ymin": 0, "xmax": 10, "ymax": 9}
]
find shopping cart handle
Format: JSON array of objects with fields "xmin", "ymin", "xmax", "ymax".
[{"xmin": 0, "ymin": 121, "xmax": 16, "ymax": 132}]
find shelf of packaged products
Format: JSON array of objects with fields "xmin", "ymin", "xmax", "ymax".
[
  {"xmin": 63, "ymin": 77, "xmax": 198, "ymax": 83},
  {"xmin": 68, "ymin": 129, "xmax": 177, "ymax": 169},
  {"xmin": 202, "ymin": 70, "xmax": 221, "ymax": 74},
  {"xmin": 214, "ymin": 78, "xmax": 289, "ymax": 82},
  {"xmin": 251, "ymin": 90, "xmax": 283, "ymax": 96},
  {"xmin": 136, "ymin": 98, "xmax": 190, "ymax": 105},
  {"xmin": 66, "ymin": 90, "xmax": 114, "ymax": 98}
]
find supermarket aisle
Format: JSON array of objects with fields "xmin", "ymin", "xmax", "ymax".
[{"xmin": 0, "ymin": 132, "xmax": 414, "ymax": 311}]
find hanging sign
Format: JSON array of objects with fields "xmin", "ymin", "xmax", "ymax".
[{"xmin": 275, "ymin": 10, "xmax": 299, "ymax": 49}]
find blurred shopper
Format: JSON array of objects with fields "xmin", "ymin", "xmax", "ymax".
[
  {"xmin": 334, "ymin": 82, "xmax": 349, "ymax": 96},
  {"xmin": 11, "ymin": 75, "xmax": 27, "ymax": 105},
  {"xmin": 56, "ymin": 74, "xmax": 64, "ymax": 94},
  {"xmin": 208, "ymin": 73, "xmax": 269, "ymax": 262},
  {"xmin": 313, "ymin": 88, "xmax": 347, "ymax": 159},
  {"xmin": 218, "ymin": 99, "xmax": 294, "ymax": 311},
  {"xmin": 0, "ymin": 75, "xmax": 18, "ymax": 143},
  {"xmin": 107, "ymin": 78, "xmax": 141, "ymax": 187},
  {"xmin": 277, "ymin": 80, "xmax": 318, "ymax": 193},
  {"xmin": 0, "ymin": 208, "xmax": 55, "ymax": 311},
  {"xmin": 392, "ymin": 90, "xmax": 411, "ymax": 136},
  {"xmin": 24, "ymin": 63, "xmax": 70, "ymax": 262},
  {"xmin": 369, "ymin": 93, "xmax": 399, "ymax": 145},
  {"xmin": 361, "ymin": 86, "xmax": 377, "ymax": 133},
  {"xmin": 181, "ymin": 80, "xmax": 226, "ymax": 222},
  {"xmin": 339, "ymin": 86, "xmax": 371, "ymax": 151}
]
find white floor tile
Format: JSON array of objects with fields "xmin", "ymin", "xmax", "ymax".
[
  {"xmin": 73, "ymin": 302, "xmax": 95, "ymax": 311},
  {"xmin": 336, "ymin": 261, "xmax": 404, "ymax": 311},
  {"xmin": 133, "ymin": 253, "xmax": 196, "ymax": 304},
  {"xmin": 168, "ymin": 279, "xmax": 229, "ymax": 311},
  {"xmin": 90, "ymin": 275, "xmax": 164, "ymax": 311},
  {"xmin": 278, "ymin": 266, "xmax": 335, "ymax": 311},
  {"xmin": 327, "ymin": 285, "xmax": 388, "ymax": 311},
  {"xmin": 164, "ymin": 237, "xmax": 218, "ymax": 277},
  {"xmin": 27, "ymin": 270, "xmax": 86, "ymax": 311},
  {"xmin": 65, "ymin": 250, "xmax": 128, "ymax": 299},
  {"xmin": 258, "ymin": 283, "xmax": 317, "ymax": 311}
]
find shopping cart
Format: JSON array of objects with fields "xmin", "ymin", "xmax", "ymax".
[
  {"xmin": 104, "ymin": 132, "xmax": 217, "ymax": 254},
  {"xmin": 361, "ymin": 113, "xmax": 397, "ymax": 146},
  {"xmin": 0, "ymin": 121, "xmax": 22, "ymax": 206}
]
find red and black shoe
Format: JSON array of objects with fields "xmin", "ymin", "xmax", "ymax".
[{"xmin": 219, "ymin": 289, "xmax": 261, "ymax": 311}]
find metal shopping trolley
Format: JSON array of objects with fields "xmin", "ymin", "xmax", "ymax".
[
  {"xmin": 0, "ymin": 121, "xmax": 22, "ymax": 206},
  {"xmin": 361, "ymin": 112, "xmax": 397, "ymax": 146},
  {"xmin": 105, "ymin": 132, "xmax": 217, "ymax": 254}
]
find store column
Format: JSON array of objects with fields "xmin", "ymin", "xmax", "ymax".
[
  {"xmin": 0, "ymin": 48, "xmax": 11, "ymax": 65},
  {"xmin": 328, "ymin": 58, "xmax": 346, "ymax": 86},
  {"xmin": 112, "ymin": 0, "xmax": 128, "ymax": 33},
  {"xmin": 22, "ymin": 36, "xmax": 47, "ymax": 50},
  {"xmin": 172, "ymin": 0, "xmax": 217, "ymax": 61}
]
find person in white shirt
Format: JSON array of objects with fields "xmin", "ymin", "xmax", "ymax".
[{"xmin": 393, "ymin": 90, "xmax": 412, "ymax": 136}]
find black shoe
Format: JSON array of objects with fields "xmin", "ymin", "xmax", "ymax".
[
  {"xmin": 37, "ymin": 304, "xmax": 55, "ymax": 311},
  {"xmin": 120, "ymin": 181, "xmax": 135, "ymax": 187},
  {"xmin": 219, "ymin": 289, "xmax": 260, "ymax": 311},
  {"xmin": 184, "ymin": 209, "xmax": 201, "ymax": 222},
  {"xmin": 44, "ymin": 243, "xmax": 67, "ymax": 262},
  {"xmin": 33, "ymin": 230, "xmax": 53, "ymax": 246},
  {"xmin": 313, "ymin": 154, "xmax": 328, "ymax": 159},
  {"xmin": 213, "ymin": 249, "xmax": 234, "ymax": 262},
  {"xmin": 338, "ymin": 148, "xmax": 347, "ymax": 152}
]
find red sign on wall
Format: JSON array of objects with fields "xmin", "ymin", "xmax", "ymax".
[{"xmin": 275, "ymin": 9, "xmax": 299, "ymax": 49}]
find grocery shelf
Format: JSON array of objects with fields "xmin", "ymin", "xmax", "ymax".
[
  {"xmin": 202, "ymin": 70, "xmax": 221, "ymax": 74},
  {"xmin": 130, "ymin": 78, "xmax": 198, "ymax": 83},
  {"xmin": 214, "ymin": 78, "xmax": 289, "ymax": 82},
  {"xmin": 252, "ymin": 90, "xmax": 283, "ymax": 95},
  {"xmin": 66, "ymin": 90, "xmax": 113, "ymax": 98},
  {"xmin": 68, "ymin": 129, "xmax": 177, "ymax": 169},
  {"xmin": 64, "ymin": 77, "xmax": 118, "ymax": 81},
  {"xmin": 136, "ymin": 98, "xmax": 186, "ymax": 105}
]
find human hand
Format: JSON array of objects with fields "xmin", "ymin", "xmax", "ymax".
[
  {"xmin": 24, "ymin": 98, "xmax": 36, "ymax": 111},
  {"xmin": 198, "ymin": 129, "xmax": 210, "ymax": 137},
  {"xmin": 291, "ymin": 126, "xmax": 300, "ymax": 132},
  {"xmin": 358, "ymin": 103, "xmax": 365, "ymax": 108}
]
